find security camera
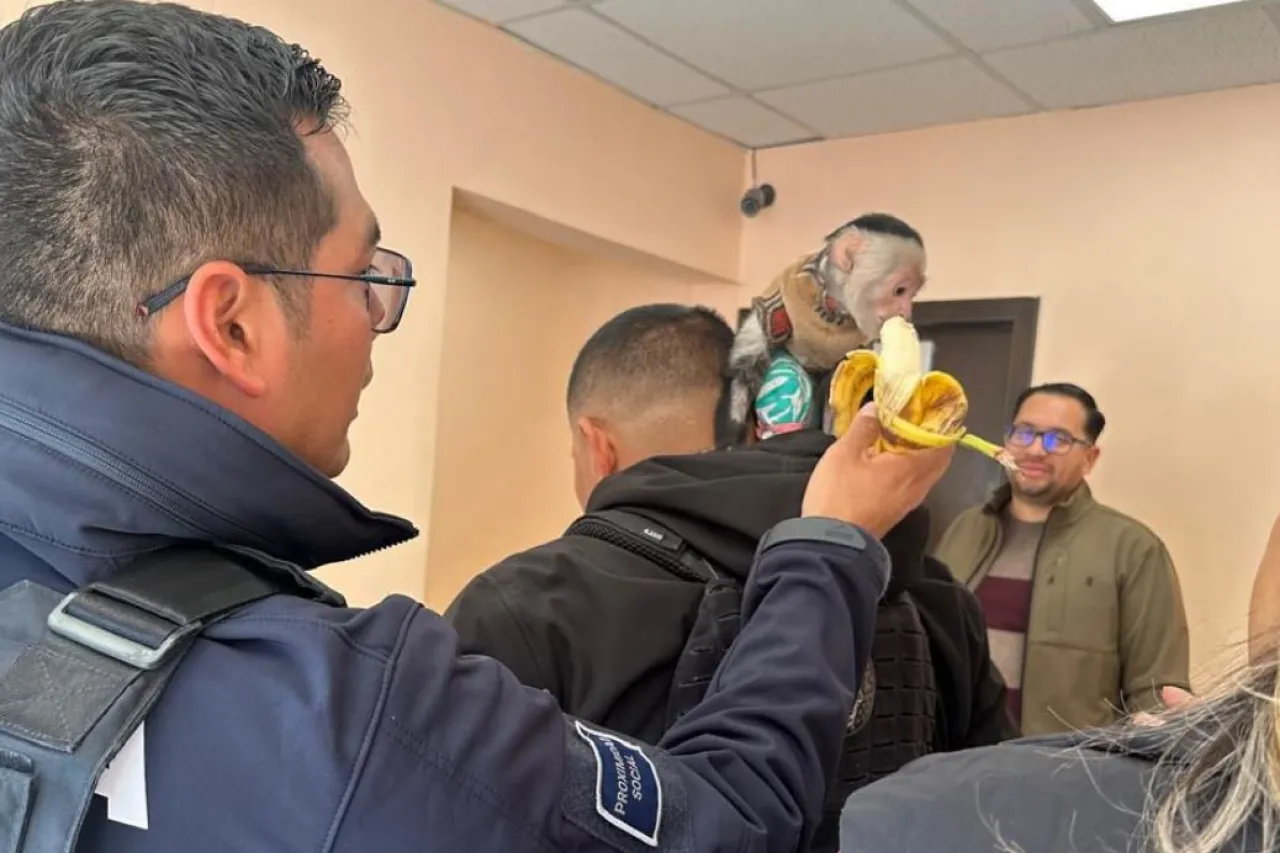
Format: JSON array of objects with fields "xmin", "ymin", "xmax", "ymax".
[{"xmin": 739, "ymin": 183, "xmax": 776, "ymax": 218}]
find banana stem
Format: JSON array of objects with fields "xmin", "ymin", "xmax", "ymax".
[
  {"xmin": 958, "ymin": 433, "xmax": 1001, "ymax": 456},
  {"xmin": 959, "ymin": 433, "xmax": 1019, "ymax": 472}
]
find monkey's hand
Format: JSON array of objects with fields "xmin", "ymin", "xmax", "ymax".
[{"xmin": 828, "ymin": 317, "xmax": 1017, "ymax": 470}]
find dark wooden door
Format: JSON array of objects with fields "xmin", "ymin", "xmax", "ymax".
[{"xmin": 913, "ymin": 298, "xmax": 1039, "ymax": 547}]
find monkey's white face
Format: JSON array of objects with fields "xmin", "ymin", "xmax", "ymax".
[{"xmin": 824, "ymin": 232, "xmax": 927, "ymax": 341}]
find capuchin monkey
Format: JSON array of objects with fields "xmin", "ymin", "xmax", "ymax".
[{"xmin": 721, "ymin": 213, "xmax": 927, "ymax": 446}]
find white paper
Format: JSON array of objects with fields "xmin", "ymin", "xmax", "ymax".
[
  {"xmin": 919, "ymin": 339, "xmax": 936, "ymax": 372},
  {"xmin": 95, "ymin": 722, "xmax": 149, "ymax": 830}
]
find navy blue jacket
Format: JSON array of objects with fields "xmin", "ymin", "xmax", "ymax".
[{"xmin": 0, "ymin": 322, "xmax": 887, "ymax": 853}]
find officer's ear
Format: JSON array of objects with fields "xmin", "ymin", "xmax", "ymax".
[{"xmin": 576, "ymin": 416, "xmax": 620, "ymax": 481}]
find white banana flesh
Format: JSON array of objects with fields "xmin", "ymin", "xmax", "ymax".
[{"xmin": 873, "ymin": 316, "xmax": 922, "ymax": 426}]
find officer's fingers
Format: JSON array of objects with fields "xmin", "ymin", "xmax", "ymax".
[
  {"xmin": 837, "ymin": 403, "xmax": 882, "ymax": 456},
  {"xmin": 887, "ymin": 443, "xmax": 955, "ymax": 498},
  {"xmin": 916, "ymin": 444, "xmax": 956, "ymax": 483}
]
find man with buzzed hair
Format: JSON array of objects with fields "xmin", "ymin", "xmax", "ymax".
[
  {"xmin": 449, "ymin": 303, "xmax": 1013, "ymax": 853},
  {"xmin": 564, "ymin": 304, "xmax": 732, "ymax": 506}
]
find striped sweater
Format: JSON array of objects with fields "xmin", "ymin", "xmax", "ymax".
[{"xmin": 972, "ymin": 518, "xmax": 1043, "ymax": 730}]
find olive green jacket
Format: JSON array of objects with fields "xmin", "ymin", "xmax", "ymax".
[{"xmin": 935, "ymin": 483, "xmax": 1190, "ymax": 735}]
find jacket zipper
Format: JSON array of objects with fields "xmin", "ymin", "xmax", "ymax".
[
  {"xmin": 0, "ymin": 395, "xmax": 414, "ymax": 563},
  {"xmin": 0, "ymin": 395, "xmax": 202, "ymax": 532},
  {"xmin": 967, "ymin": 522, "xmax": 1003, "ymax": 591}
]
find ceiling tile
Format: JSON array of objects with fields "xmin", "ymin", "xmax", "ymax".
[
  {"xmin": 437, "ymin": 0, "xmax": 569, "ymax": 25},
  {"xmin": 904, "ymin": 0, "xmax": 1096, "ymax": 52},
  {"xmin": 983, "ymin": 7, "xmax": 1280, "ymax": 110},
  {"xmin": 504, "ymin": 9, "xmax": 730, "ymax": 106},
  {"xmin": 758, "ymin": 57, "xmax": 1030, "ymax": 139},
  {"xmin": 595, "ymin": 0, "xmax": 955, "ymax": 91},
  {"xmin": 669, "ymin": 97, "xmax": 815, "ymax": 147}
]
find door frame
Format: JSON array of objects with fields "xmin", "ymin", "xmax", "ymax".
[{"xmin": 913, "ymin": 297, "xmax": 1040, "ymax": 423}]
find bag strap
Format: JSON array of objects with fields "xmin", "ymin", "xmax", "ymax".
[
  {"xmin": 0, "ymin": 545, "xmax": 294, "ymax": 853},
  {"xmin": 565, "ymin": 510, "xmax": 744, "ymax": 730},
  {"xmin": 565, "ymin": 509, "xmax": 722, "ymax": 585}
]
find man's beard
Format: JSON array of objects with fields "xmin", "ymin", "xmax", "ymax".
[{"xmin": 1010, "ymin": 474, "xmax": 1061, "ymax": 505}]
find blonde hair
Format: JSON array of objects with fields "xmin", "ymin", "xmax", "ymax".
[{"xmin": 1121, "ymin": 654, "xmax": 1280, "ymax": 853}]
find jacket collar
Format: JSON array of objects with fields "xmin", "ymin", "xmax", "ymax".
[
  {"xmin": 983, "ymin": 480, "xmax": 1095, "ymax": 529},
  {"xmin": 0, "ymin": 322, "xmax": 417, "ymax": 587}
]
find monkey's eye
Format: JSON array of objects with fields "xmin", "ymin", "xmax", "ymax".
[{"xmin": 894, "ymin": 285, "xmax": 909, "ymax": 296}]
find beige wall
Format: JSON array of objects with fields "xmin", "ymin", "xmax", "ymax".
[
  {"xmin": 744, "ymin": 83, "xmax": 1280, "ymax": 677},
  {"xmin": 425, "ymin": 207, "xmax": 737, "ymax": 609}
]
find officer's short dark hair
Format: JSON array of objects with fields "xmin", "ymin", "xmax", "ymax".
[
  {"xmin": 1013, "ymin": 382, "xmax": 1106, "ymax": 442},
  {"xmin": 566, "ymin": 304, "xmax": 733, "ymax": 416},
  {"xmin": 0, "ymin": 0, "xmax": 347, "ymax": 365}
]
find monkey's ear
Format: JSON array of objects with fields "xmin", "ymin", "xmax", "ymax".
[{"xmin": 827, "ymin": 229, "xmax": 863, "ymax": 272}]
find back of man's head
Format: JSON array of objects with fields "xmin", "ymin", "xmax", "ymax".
[
  {"xmin": 0, "ymin": 0, "xmax": 346, "ymax": 366},
  {"xmin": 565, "ymin": 303, "xmax": 733, "ymax": 506},
  {"xmin": 567, "ymin": 303, "xmax": 732, "ymax": 421}
]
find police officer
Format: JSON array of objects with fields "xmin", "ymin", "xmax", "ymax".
[{"xmin": 0, "ymin": 3, "xmax": 952, "ymax": 852}]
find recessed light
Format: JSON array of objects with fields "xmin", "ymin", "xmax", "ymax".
[{"xmin": 1092, "ymin": 0, "xmax": 1250, "ymax": 23}]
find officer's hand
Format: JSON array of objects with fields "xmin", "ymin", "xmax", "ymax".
[{"xmin": 802, "ymin": 403, "xmax": 953, "ymax": 539}]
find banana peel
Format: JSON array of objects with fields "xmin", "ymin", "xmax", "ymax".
[{"xmin": 829, "ymin": 317, "xmax": 1018, "ymax": 471}]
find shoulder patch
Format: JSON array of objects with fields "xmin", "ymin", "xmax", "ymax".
[{"xmin": 574, "ymin": 721, "xmax": 662, "ymax": 847}]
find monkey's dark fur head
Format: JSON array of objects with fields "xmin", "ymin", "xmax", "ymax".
[{"xmin": 827, "ymin": 213, "xmax": 924, "ymax": 246}]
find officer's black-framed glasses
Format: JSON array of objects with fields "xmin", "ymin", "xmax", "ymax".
[{"xmin": 135, "ymin": 247, "xmax": 416, "ymax": 334}]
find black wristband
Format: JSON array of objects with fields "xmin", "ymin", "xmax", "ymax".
[
  {"xmin": 756, "ymin": 517, "xmax": 890, "ymax": 597},
  {"xmin": 757, "ymin": 517, "xmax": 871, "ymax": 554}
]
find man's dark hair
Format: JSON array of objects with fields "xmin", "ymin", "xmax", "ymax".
[
  {"xmin": 0, "ymin": 0, "xmax": 348, "ymax": 365},
  {"xmin": 1014, "ymin": 382, "xmax": 1106, "ymax": 442},
  {"xmin": 566, "ymin": 304, "xmax": 733, "ymax": 415},
  {"xmin": 824, "ymin": 213, "xmax": 923, "ymax": 247}
]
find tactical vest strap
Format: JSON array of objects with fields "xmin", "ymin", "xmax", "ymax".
[
  {"xmin": 662, "ymin": 576, "xmax": 742, "ymax": 727},
  {"xmin": 565, "ymin": 510, "xmax": 721, "ymax": 585},
  {"xmin": 0, "ymin": 546, "xmax": 292, "ymax": 853},
  {"xmin": 565, "ymin": 510, "xmax": 744, "ymax": 729}
]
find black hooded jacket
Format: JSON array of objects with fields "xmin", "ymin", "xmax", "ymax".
[{"xmin": 447, "ymin": 430, "xmax": 1014, "ymax": 842}]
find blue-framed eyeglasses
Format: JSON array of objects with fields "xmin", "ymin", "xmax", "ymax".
[
  {"xmin": 135, "ymin": 247, "xmax": 416, "ymax": 334},
  {"xmin": 1006, "ymin": 423, "xmax": 1091, "ymax": 455}
]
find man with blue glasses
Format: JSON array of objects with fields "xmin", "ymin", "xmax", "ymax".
[{"xmin": 935, "ymin": 382, "xmax": 1189, "ymax": 735}]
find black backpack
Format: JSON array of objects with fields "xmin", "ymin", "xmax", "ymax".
[
  {"xmin": 566, "ymin": 510, "xmax": 930, "ymax": 853},
  {"xmin": 0, "ymin": 546, "xmax": 330, "ymax": 853}
]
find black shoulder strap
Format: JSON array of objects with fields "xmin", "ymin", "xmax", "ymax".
[
  {"xmin": 565, "ymin": 510, "xmax": 744, "ymax": 731},
  {"xmin": 565, "ymin": 509, "xmax": 721, "ymax": 584},
  {"xmin": 0, "ymin": 546, "xmax": 294, "ymax": 853}
]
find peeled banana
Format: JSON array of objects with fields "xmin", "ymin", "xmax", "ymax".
[{"xmin": 828, "ymin": 316, "xmax": 1017, "ymax": 470}]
